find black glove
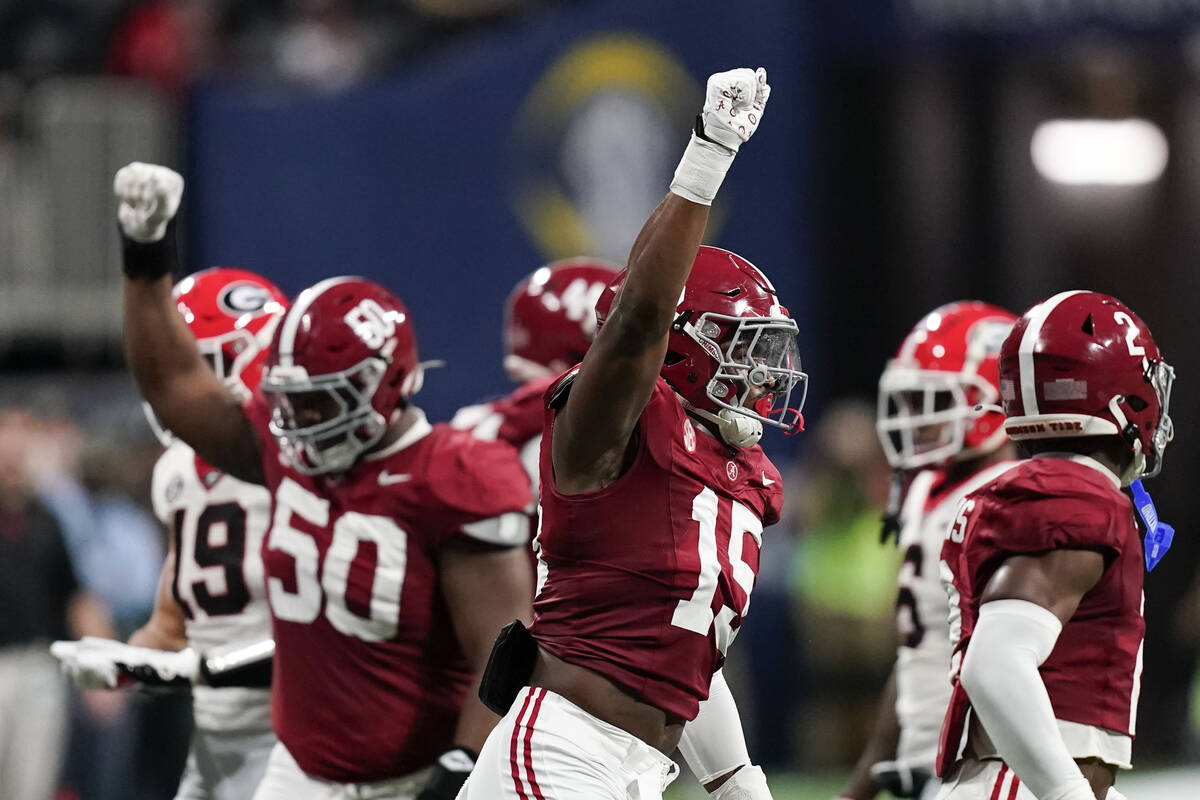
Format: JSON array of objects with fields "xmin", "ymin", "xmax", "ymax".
[
  {"xmin": 415, "ymin": 747, "xmax": 477, "ymax": 800},
  {"xmin": 870, "ymin": 760, "xmax": 932, "ymax": 798}
]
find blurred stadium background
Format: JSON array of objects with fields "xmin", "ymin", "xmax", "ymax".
[{"xmin": 0, "ymin": 0, "xmax": 1197, "ymax": 798}]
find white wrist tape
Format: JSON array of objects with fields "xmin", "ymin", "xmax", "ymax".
[
  {"xmin": 961, "ymin": 600, "xmax": 1093, "ymax": 800},
  {"xmin": 670, "ymin": 133, "xmax": 736, "ymax": 206},
  {"xmin": 680, "ymin": 670, "xmax": 752, "ymax": 784}
]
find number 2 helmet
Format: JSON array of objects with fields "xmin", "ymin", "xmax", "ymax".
[
  {"xmin": 503, "ymin": 257, "xmax": 620, "ymax": 382},
  {"xmin": 261, "ymin": 277, "xmax": 423, "ymax": 475},
  {"xmin": 999, "ymin": 290, "xmax": 1174, "ymax": 483},
  {"xmin": 595, "ymin": 246, "xmax": 806, "ymax": 446},
  {"xmin": 876, "ymin": 301, "xmax": 1017, "ymax": 470}
]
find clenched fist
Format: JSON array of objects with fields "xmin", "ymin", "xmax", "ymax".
[
  {"xmin": 698, "ymin": 67, "xmax": 771, "ymax": 153},
  {"xmin": 114, "ymin": 162, "xmax": 184, "ymax": 243}
]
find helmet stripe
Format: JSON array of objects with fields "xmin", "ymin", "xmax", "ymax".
[
  {"xmin": 1017, "ymin": 290, "xmax": 1085, "ymax": 415},
  {"xmin": 277, "ymin": 277, "xmax": 354, "ymax": 367}
]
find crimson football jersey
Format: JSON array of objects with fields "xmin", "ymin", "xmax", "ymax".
[
  {"xmin": 938, "ymin": 454, "xmax": 1144, "ymax": 774},
  {"xmin": 531, "ymin": 376, "xmax": 784, "ymax": 721},
  {"xmin": 245, "ymin": 397, "xmax": 532, "ymax": 782}
]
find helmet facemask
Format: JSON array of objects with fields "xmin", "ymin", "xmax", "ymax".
[
  {"xmin": 876, "ymin": 367, "xmax": 1001, "ymax": 470},
  {"xmin": 1119, "ymin": 357, "xmax": 1175, "ymax": 481},
  {"xmin": 262, "ymin": 357, "xmax": 389, "ymax": 476},
  {"xmin": 690, "ymin": 313, "xmax": 807, "ymax": 439}
]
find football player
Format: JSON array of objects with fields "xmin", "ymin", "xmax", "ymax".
[
  {"xmin": 52, "ymin": 268, "xmax": 288, "ymax": 800},
  {"xmin": 450, "ymin": 258, "xmax": 619, "ymax": 516},
  {"xmin": 461, "ymin": 67, "xmax": 797, "ymax": 800},
  {"xmin": 937, "ymin": 291, "xmax": 1174, "ymax": 800},
  {"xmin": 111, "ymin": 163, "xmax": 535, "ymax": 800},
  {"xmin": 836, "ymin": 302, "xmax": 1018, "ymax": 800}
]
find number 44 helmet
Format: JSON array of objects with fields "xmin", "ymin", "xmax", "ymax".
[
  {"xmin": 999, "ymin": 290, "xmax": 1174, "ymax": 484},
  {"xmin": 261, "ymin": 277, "xmax": 423, "ymax": 476},
  {"xmin": 503, "ymin": 258, "xmax": 621, "ymax": 382},
  {"xmin": 876, "ymin": 301, "xmax": 1017, "ymax": 470},
  {"xmin": 595, "ymin": 246, "xmax": 806, "ymax": 448}
]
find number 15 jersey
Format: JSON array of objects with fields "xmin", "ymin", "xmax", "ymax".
[{"xmin": 531, "ymin": 377, "xmax": 784, "ymax": 721}]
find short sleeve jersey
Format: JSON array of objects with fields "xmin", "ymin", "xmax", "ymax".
[
  {"xmin": 939, "ymin": 455, "xmax": 1144, "ymax": 770},
  {"xmin": 892, "ymin": 460, "xmax": 1017, "ymax": 769},
  {"xmin": 245, "ymin": 397, "xmax": 532, "ymax": 782},
  {"xmin": 531, "ymin": 376, "xmax": 783, "ymax": 721},
  {"xmin": 150, "ymin": 440, "xmax": 274, "ymax": 732}
]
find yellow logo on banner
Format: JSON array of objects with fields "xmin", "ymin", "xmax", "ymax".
[{"xmin": 509, "ymin": 35, "xmax": 722, "ymax": 263}]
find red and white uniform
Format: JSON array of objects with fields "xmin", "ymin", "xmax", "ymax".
[
  {"xmin": 938, "ymin": 454, "xmax": 1144, "ymax": 778},
  {"xmin": 533, "ymin": 376, "xmax": 782, "ymax": 720},
  {"xmin": 246, "ymin": 399, "xmax": 532, "ymax": 784},
  {"xmin": 152, "ymin": 440, "xmax": 275, "ymax": 733},
  {"xmin": 892, "ymin": 461, "xmax": 1016, "ymax": 773}
]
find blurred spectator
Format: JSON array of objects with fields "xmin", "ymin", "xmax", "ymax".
[
  {"xmin": 786, "ymin": 399, "xmax": 899, "ymax": 767},
  {"xmin": 0, "ymin": 410, "xmax": 115, "ymax": 800},
  {"xmin": 107, "ymin": 0, "xmax": 220, "ymax": 93}
]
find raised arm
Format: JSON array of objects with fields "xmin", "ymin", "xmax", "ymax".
[
  {"xmin": 960, "ymin": 549, "xmax": 1109, "ymax": 800},
  {"xmin": 116, "ymin": 163, "xmax": 264, "ymax": 484},
  {"xmin": 552, "ymin": 68, "xmax": 771, "ymax": 493}
]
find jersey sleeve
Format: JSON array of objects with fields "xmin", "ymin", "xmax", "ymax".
[
  {"xmin": 975, "ymin": 482, "xmax": 1129, "ymax": 561},
  {"xmin": 426, "ymin": 432, "xmax": 533, "ymax": 547},
  {"xmin": 149, "ymin": 449, "xmax": 175, "ymax": 525}
]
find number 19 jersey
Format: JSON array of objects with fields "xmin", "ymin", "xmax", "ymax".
[
  {"xmin": 151, "ymin": 439, "xmax": 273, "ymax": 733},
  {"xmin": 532, "ymin": 377, "xmax": 784, "ymax": 721}
]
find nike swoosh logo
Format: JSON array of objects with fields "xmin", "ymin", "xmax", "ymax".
[
  {"xmin": 762, "ymin": 472, "xmax": 776, "ymax": 486},
  {"xmin": 378, "ymin": 471, "xmax": 412, "ymax": 486}
]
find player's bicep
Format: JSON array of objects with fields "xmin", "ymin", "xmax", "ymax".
[
  {"xmin": 980, "ymin": 548, "xmax": 1107, "ymax": 626},
  {"xmin": 438, "ymin": 539, "xmax": 533, "ymax": 669}
]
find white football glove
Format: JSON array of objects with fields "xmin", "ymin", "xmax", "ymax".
[
  {"xmin": 710, "ymin": 765, "xmax": 772, "ymax": 800},
  {"xmin": 670, "ymin": 66, "xmax": 771, "ymax": 205},
  {"xmin": 113, "ymin": 162, "xmax": 184, "ymax": 243},
  {"xmin": 698, "ymin": 67, "xmax": 771, "ymax": 153},
  {"xmin": 51, "ymin": 637, "xmax": 199, "ymax": 690}
]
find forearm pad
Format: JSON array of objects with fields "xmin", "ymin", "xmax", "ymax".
[
  {"xmin": 121, "ymin": 219, "xmax": 179, "ymax": 281},
  {"xmin": 960, "ymin": 600, "xmax": 1094, "ymax": 800}
]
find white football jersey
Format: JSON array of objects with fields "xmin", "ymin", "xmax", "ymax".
[
  {"xmin": 151, "ymin": 439, "xmax": 273, "ymax": 732},
  {"xmin": 893, "ymin": 460, "xmax": 1018, "ymax": 769}
]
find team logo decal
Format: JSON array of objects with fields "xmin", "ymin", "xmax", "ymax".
[
  {"xmin": 219, "ymin": 283, "xmax": 272, "ymax": 317},
  {"xmin": 726, "ymin": 461, "xmax": 738, "ymax": 481},
  {"xmin": 682, "ymin": 418, "xmax": 697, "ymax": 453}
]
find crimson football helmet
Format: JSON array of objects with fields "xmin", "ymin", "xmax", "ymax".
[
  {"xmin": 595, "ymin": 246, "xmax": 805, "ymax": 447},
  {"xmin": 504, "ymin": 257, "xmax": 620, "ymax": 382},
  {"xmin": 999, "ymin": 290, "xmax": 1174, "ymax": 483},
  {"xmin": 260, "ymin": 277, "xmax": 422, "ymax": 475},
  {"xmin": 876, "ymin": 301, "xmax": 1016, "ymax": 470}
]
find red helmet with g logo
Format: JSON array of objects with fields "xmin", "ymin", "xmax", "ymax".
[
  {"xmin": 504, "ymin": 257, "xmax": 620, "ymax": 381},
  {"xmin": 999, "ymin": 290, "xmax": 1174, "ymax": 482},
  {"xmin": 261, "ymin": 277, "xmax": 422, "ymax": 475},
  {"xmin": 595, "ymin": 246, "xmax": 805, "ymax": 436},
  {"xmin": 876, "ymin": 301, "xmax": 1016, "ymax": 470},
  {"xmin": 173, "ymin": 267, "xmax": 288, "ymax": 399}
]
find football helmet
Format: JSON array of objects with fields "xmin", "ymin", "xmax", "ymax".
[
  {"xmin": 876, "ymin": 301, "xmax": 1016, "ymax": 470},
  {"xmin": 999, "ymin": 290, "xmax": 1174, "ymax": 483},
  {"xmin": 595, "ymin": 246, "xmax": 805, "ymax": 447},
  {"xmin": 504, "ymin": 257, "xmax": 620, "ymax": 382},
  {"xmin": 174, "ymin": 267, "xmax": 288, "ymax": 399},
  {"xmin": 260, "ymin": 277, "xmax": 422, "ymax": 475}
]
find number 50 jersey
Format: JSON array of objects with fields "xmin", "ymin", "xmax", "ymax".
[
  {"xmin": 532, "ymin": 377, "xmax": 784, "ymax": 721},
  {"xmin": 151, "ymin": 439, "xmax": 274, "ymax": 732}
]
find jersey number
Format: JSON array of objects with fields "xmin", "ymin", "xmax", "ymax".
[
  {"xmin": 172, "ymin": 503, "xmax": 251, "ymax": 619},
  {"xmin": 266, "ymin": 478, "xmax": 407, "ymax": 642},
  {"xmin": 895, "ymin": 544, "xmax": 925, "ymax": 648},
  {"xmin": 670, "ymin": 488, "xmax": 761, "ymax": 655}
]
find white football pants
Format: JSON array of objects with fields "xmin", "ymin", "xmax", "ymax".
[
  {"xmin": 458, "ymin": 686, "xmax": 679, "ymax": 800},
  {"xmin": 174, "ymin": 726, "xmax": 276, "ymax": 800},
  {"xmin": 251, "ymin": 742, "xmax": 429, "ymax": 800},
  {"xmin": 936, "ymin": 758, "xmax": 1036, "ymax": 800}
]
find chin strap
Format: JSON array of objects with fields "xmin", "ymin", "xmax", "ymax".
[{"xmin": 688, "ymin": 406, "xmax": 763, "ymax": 448}]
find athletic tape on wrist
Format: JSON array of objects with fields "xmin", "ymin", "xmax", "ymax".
[{"xmin": 670, "ymin": 132, "xmax": 736, "ymax": 206}]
